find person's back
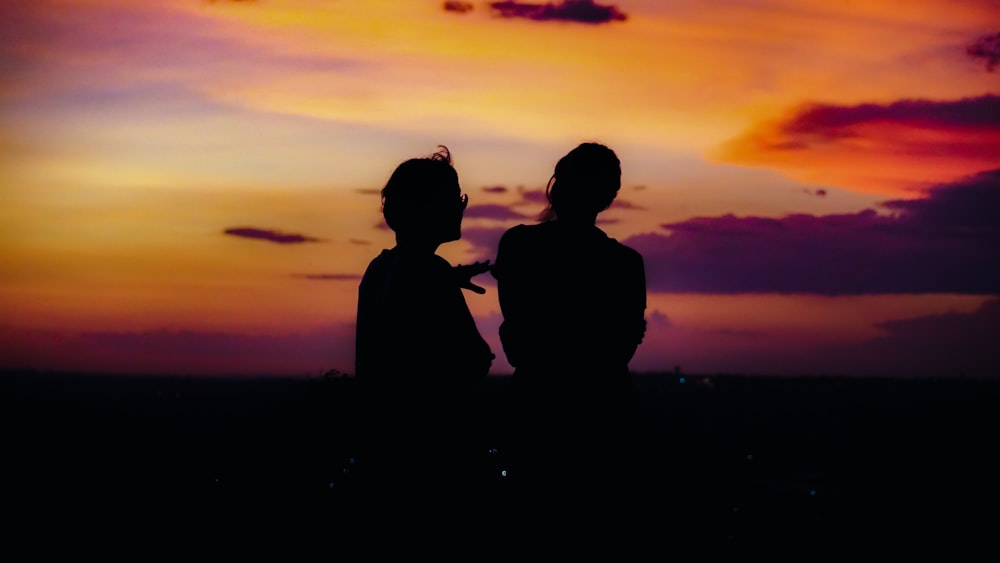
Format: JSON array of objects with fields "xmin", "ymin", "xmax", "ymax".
[
  {"xmin": 493, "ymin": 220, "xmax": 644, "ymax": 391},
  {"xmin": 357, "ymin": 247, "xmax": 490, "ymax": 398},
  {"xmin": 491, "ymin": 142, "xmax": 647, "ymax": 505}
]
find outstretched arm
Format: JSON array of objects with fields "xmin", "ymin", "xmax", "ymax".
[{"xmin": 452, "ymin": 260, "xmax": 492, "ymax": 294}]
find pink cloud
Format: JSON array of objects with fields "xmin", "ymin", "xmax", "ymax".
[{"xmin": 715, "ymin": 95, "xmax": 1000, "ymax": 195}]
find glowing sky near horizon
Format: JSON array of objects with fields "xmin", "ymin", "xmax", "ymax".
[{"xmin": 1, "ymin": 0, "xmax": 998, "ymax": 377}]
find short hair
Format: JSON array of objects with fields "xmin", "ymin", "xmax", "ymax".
[
  {"xmin": 539, "ymin": 142, "xmax": 621, "ymax": 222},
  {"xmin": 381, "ymin": 146, "xmax": 458, "ymax": 233}
]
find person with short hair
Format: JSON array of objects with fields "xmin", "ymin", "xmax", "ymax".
[{"xmin": 354, "ymin": 145, "xmax": 494, "ymax": 505}]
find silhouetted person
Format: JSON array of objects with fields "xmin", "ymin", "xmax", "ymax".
[
  {"xmin": 491, "ymin": 142, "xmax": 647, "ymax": 513},
  {"xmin": 354, "ymin": 146, "xmax": 494, "ymax": 508}
]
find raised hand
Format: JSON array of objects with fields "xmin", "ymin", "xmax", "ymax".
[{"xmin": 452, "ymin": 259, "xmax": 492, "ymax": 294}]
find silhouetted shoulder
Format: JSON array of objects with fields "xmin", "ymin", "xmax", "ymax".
[{"xmin": 494, "ymin": 222, "xmax": 642, "ymax": 277}]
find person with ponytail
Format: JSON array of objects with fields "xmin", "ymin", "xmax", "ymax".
[{"xmin": 491, "ymin": 141, "xmax": 647, "ymax": 508}]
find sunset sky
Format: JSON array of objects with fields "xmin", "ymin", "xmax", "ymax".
[{"xmin": 1, "ymin": 0, "xmax": 998, "ymax": 378}]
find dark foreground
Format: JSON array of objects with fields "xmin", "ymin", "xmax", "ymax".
[{"xmin": 2, "ymin": 370, "xmax": 998, "ymax": 553}]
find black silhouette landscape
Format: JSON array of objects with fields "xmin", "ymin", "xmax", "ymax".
[{"xmin": 3, "ymin": 369, "xmax": 997, "ymax": 551}]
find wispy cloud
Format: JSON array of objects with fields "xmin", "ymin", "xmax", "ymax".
[
  {"xmin": 967, "ymin": 32, "xmax": 1000, "ymax": 72},
  {"xmin": 443, "ymin": 1, "xmax": 475, "ymax": 14},
  {"xmin": 223, "ymin": 227, "xmax": 323, "ymax": 244},
  {"xmin": 625, "ymin": 169, "xmax": 1000, "ymax": 295},
  {"xmin": 488, "ymin": 0, "xmax": 627, "ymax": 24}
]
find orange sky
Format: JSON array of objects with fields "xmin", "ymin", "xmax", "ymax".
[{"xmin": 1, "ymin": 0, "xmax": 998, "ymax": 377}]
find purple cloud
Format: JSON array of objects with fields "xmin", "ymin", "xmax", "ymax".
[
  {"xmin": 488, "ymin": 1, "xmax": 627, "ymax": 24},
  {"xmin": 881, "ymin": 169, "xmax": 1000, "ymax": 228},
  {"xmin": 722, "ymin": 95, "xmax": 1000, "ymax": 159},
  {"xmin": 482, "ymin": 186, "xmax": 508, "ymax": 194},
  {"xmin": 223, "ymin": 227, "xmax": 323, "ymax": 244},
  {"xmin": 624, "ymin": 169, "xmax": 1000, "ymax": 295},
  {"xmin": 967, "ymin": 32, "xmax": 1000, "ymax": 72},
  {"xmin": 782, "ymin": 95, "xmax": 1000, "ymax": 138}
]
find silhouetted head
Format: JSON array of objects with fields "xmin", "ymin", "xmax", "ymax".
[
  {"xmin": 381, "ymin": 145, "xmax": 468, "ymax": 245},
  {"xmin": 539, "ymin": 142, "xmax": 621, "ymax": 223}
]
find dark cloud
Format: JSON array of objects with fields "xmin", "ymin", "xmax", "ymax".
[
  {"xmin": 292, "ymin": 273, "xmax": 361, "ymax": 281},
  {"xmin": 463, "ymin": 203, "xmax": 531, "ymax": 221},
  {"xmin": 881, "ymin": 169, "xmax": 1000, "ymax": 228},
  {"xmin": 714, "ymin": 95, "xmax": 1000, "ymax": 193},
  {"xmin": 355, "ymin": 188, "xmax": 381, "ymax": 195},
  {"xmin": 967, "ymin": 32, "xmax": 1000, "ymax": 72},
  {"xmin": 488, "ymin": 0, "xmax": 627, "ymax": 24},
  {"xmin": 443, "ymin": 1, "xmax": 475, "ymax": 13},
  {"xmin": 482, "ymin": 185, "xmax": 508, "ymax": 193},
  {"xmin": 223, "ymin": 227, "xmax": 323, "ymax": 244},
  {"xmin": 624, "ymin": 169, "xmax": 1000, "ymax": 295},
  {"xmin": 780, "ymin": 95, "xmax": 1000, "ymax": 139},
  {"xmin": 721, "ymin": 95, "xmax": 1000, "ymax": 158},
  {"xmin": 348, "ymin": 238, "xmax": 370, "ymax": 245}
]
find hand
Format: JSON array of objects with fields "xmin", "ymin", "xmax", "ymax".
[{"xmin": 452, "ymin": 260, "xmax": 492, "ymax": 294}]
